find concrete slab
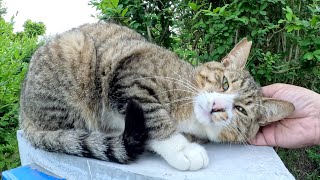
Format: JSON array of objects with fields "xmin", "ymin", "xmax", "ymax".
[{"xmin": 17, "ymin": 130, "xmax": 295, "ymax": 180}]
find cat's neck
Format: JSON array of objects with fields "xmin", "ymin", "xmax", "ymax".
[
  {"xmin": 177, "ymin": 114, "xmax": 224, "ymax": 142},
  {"xmin": 177, "ymin": 114, "xmax": 208, "ymax": 139}
]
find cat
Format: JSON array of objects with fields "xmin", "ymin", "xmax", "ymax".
[{"xmin": 20, "ymin": 22, "xmax": 294, "ymax": 171}]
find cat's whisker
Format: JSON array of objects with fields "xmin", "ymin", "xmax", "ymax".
[
  {"xmin": 226, "ymin": 123, "xmax": 251, "ymax": 148},
  {"xmin": 133, "ymin": 76, "xmax": 199, "ymax": 94},
  {"xmin": 178, "ymin": 101, "xmax": 194, "ymax": 107},
  {"xmin": 152, "ymin": 75, "xmax": 200, "ymax": 94},
  {"xmin": 228, "ymin": 123, "xmax": 254, "ymax": 150},
  {"xmin": 156, "ymin": 88, "xmax": 198, "ymax": 96},
  {"xmin": 164, "ymin": 97, "xmax": 194, "ymax": 106},
  {"xmin": 166, "ymin": 66, "xmax": 200, "ymax": 92},
  {"xmin": 132, "ymin": 76, "xmax": 196, "ymax": 92}
]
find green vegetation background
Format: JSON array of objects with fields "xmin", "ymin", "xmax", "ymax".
[{"xmin": 0, "ymin": 0, "xmax": 319, "ymax": 179}]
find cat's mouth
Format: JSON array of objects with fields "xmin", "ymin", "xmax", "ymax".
[
  {"xmin": 210, "ymin": 108, "xmax": 225, "ymax": 114},
  {"xmin": 193, "ymin": 93, "xmax": 234, "ymax": 125},
  {"xmin": 198, "ymin": 105, "xmax": 229, "ymax": 123}
]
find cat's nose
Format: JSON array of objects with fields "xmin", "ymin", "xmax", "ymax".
[{"xmin": 211, "ymin": 102, "xmax": 225, "ymax": 113}]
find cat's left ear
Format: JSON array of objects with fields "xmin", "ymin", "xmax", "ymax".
[
  {"xmin": 258, "ymin": 98, "xmax": 295, "ymax": 126},
  {"xmin": 221, "ymin": 38, "xmax": 252, "ymax": 69}
]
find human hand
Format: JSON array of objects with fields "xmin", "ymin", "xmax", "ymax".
[{"xmin": 250, "ymin": 83, "xmax": 320, "ymax": 148}]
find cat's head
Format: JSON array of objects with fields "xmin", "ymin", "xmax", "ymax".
[{"xmin": 193, "ymin": 38, "xmax": 294, "ymax": 143}]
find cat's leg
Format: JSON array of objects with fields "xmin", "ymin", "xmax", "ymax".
[
  {"xmin": 144, "ymin": 109, "xmax": 209, "ymax": 171},
  {"xmin": 148, "ymin": 133, "xmax": 209, "ymax": 171},
  {"xmin": 109, "ymin": 77, "xmax": 208, "ymax": 170},
  {"xmin": 182, "ymin": 132, "xmax": 210, "ymax": 144}
]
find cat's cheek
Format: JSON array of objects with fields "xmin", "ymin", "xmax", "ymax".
[
  {"xmin": 211, "ymin": 112, "xmax": 228, "ymax": 122},
  {"xmin": 194, "ymin": 105, "xmax": 211, "ymax": 125},
  {"xmin": 247, "ymin": 123, "xmax": 260, "ymax": 140}
]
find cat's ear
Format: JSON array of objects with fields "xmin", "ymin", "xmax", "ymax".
[
  {"xmin": 258, "ymin": 98, "xmax": 295, "ymax": 126},
  {"xmin": 221, "ymin": 38, "xmax": 252, "ymax": 69}
]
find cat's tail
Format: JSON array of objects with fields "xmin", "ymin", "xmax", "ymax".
[{"xmin": 22, "ymin": 99, "xmax": 148, "ymax": 164}]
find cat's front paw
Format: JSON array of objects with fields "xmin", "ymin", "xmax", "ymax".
[{"xmin": 165, "ymin": 143, "xmax": 209, "ymax": 171}]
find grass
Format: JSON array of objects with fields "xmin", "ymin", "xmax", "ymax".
[{"xmin": 277, "ymin": 147, "xmax": 320, "ymax": 179}]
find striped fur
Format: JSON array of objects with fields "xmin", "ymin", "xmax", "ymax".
[{"xmin": 20, "ymin": 23, "xmax": 294, "ymax": 170}]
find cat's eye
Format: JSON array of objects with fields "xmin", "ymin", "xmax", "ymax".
[
  {"xmin": 222, "ymin": 76, "xmax": 229, "ymax": 91},
  {"xmin": 235, "ymin": 105, "xmax": 247, "ymax": 115}
]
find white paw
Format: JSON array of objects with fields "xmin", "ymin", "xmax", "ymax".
[
  {"xmin": 165, "ymin": 143, "xmax": 209, "ymax": 171},
  {"xmin": 149, "ymin": 134, "xmax": 209, "ymax": 171}
]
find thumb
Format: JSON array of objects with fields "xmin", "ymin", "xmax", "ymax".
[{"xmin": 249, "ymin": 124, "xmax": 278, "ymax": 147}]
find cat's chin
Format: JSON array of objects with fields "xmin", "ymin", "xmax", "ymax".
[
  {"xmin": 193, "ymin": 104, "xmax": 230, "ymax": 127},
  {"xmin": 193, "ymin": 104, "xmax": 212, "ymax": 125}
]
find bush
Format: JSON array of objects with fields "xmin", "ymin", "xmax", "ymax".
[
  {"xmin": 0, "ymin": 18, "xmax": 42, "ymax": 172},
  {"xmin": 23, "ymin": 19, "xmax": 46, "ymax": 38}
]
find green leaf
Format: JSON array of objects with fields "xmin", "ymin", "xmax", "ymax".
[
  {"xmin": 310, "ymin": 16, "xmax": 318, "ymax": 27},
  {"xmin": 251, "ymin": 30, "xmax": 257, "ymax": 36},
  {"xmin": 303, "ymin": 52, "xmax": 314, "ymax": 60},
  {"xmin": 217, "ymin": 46, "xmax": 225, "ymax": 54},
  {"xmin": 213, "ymin": 7, "xmax": 220, "ymax": 13},
  {"xmin": 250, "ymin": 18, "xmax": 258, "ymax": 23},
  {"xmin": 259, "ymin": 11, "xmax": 267, "ymax": 15},
  {"xmin": 286, "ymin": 13, "xmax": 292, "ymax": 21},
  {"xmin": 286, "ymin": 24, "xmax": 295, "ymax": 32},
  {"xmin": 0, "ymin": 161, "xmax": 5, "ymax": 169},
  {"xmin": 285, "ymin": 6, "xmax": 293, "ymax": 14},
  {"xmin": 0, "ymin": 120, "xmax": 9, "ymax": 126},
  {"xmin": 121, "ymin": 8, "xmax": 128, "ymax": 17},
  {"xmin": 238, "ymin": 16, "xmax": 249, "ymax": 24},
  {"xmin": 314, "ymin": 54, "xmax": 320, "ymax": 62},
  {"xmin": 110, "ymin": 0, "xmax": 119, "ymax": 8},
  {"xmin": 188, "ymin": 2, "xmax": 197, "ymax": 11},
  {"xmin": 313, "ymin": 50, "xmax": 320, "ymax": 55},
  {"xmin": 260, "ymin": 3, "xmax": 268, "ymax": 10},
  {"xmin": 219, "ymin": 4, "xmax": 228, "ymax": 14}
]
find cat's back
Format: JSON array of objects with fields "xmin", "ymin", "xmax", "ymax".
[
  {"xmin": 77, "ymin": 22, "xmax": 146, "ymax": 47},
  {"xmin": 23, "ymin": 22, "xmax": 146, "ymax": 97},
  {"xmin": 20, "ymin": 23, "xmax": 146, "ymax": 125}
]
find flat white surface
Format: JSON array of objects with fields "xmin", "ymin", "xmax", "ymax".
[{"xmin": 17, "ymin": 130, "xmax": 295, "ymax": 180}]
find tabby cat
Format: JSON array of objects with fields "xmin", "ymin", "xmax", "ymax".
[{"xmin": 20, "ymin": 22, "xmax": 294, "ymax": 171}]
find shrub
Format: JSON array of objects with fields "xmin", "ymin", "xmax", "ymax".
[{"xmin": 0, "ymin": 18, "xmax": 42, "ymax": 172}]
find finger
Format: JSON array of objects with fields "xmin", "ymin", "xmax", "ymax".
[
  {"xmin": 261, "ymin": 83, "xmax": 283, "ymax": 97},
  {"xmin": 249, "ymin": 132, "xmax": 269, "ymax": 146},
  {"xmin": 250, "ymin": 123, "xmax": 279, "ymax": 147}
]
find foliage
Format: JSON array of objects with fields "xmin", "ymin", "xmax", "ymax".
[
  {"xmin": 90, "ymin": 0, "xmax": 175, "ymax": 47},
  {"xmin": 23, "ymin": 19, "xmax": 46, "ymax": 38},
  {"xmin": 0, "ymin": 18, "xmax": 44, "ymax": 172}
]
